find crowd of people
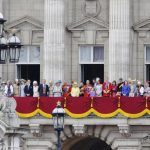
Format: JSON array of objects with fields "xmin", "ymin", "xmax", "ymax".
[{"xmin": 1, "ymin": 77, "xmax": 150, "ymax": 98}]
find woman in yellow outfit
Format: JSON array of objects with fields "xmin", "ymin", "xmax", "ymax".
[{"xmin": 71, "ymin": 82, "xmax": 80, "ymax": 97}]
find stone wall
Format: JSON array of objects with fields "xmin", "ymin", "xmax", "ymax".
[{"xmin": 1, "ymin": 0, "xmax": 150, "ymax": 82}]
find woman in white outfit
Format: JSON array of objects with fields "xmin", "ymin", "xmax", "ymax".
[
  {"xmin": 33, "ymin": 81, "xmax": 39, "ymax": 97},
  {"xmin": 4, "ymin": 80, "xmax": 14, "ymax": 97}
]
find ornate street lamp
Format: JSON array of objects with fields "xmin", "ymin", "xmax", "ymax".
[
  {"xmin": 0, "ymin": 13, "xmax": 6, "ymax": 36},
  {"xmin": 7, "ymin": 34, "xmax": 22, "ymax": 63},
  {"xmin": 0, "ymin": 12, "xmax": 23, "ymax": 64},
  {"xmin": 0, "ymin": 36, "xmax": 7, "ymax": 64},
  {"xmin": 52, "ymin": 101, "xmax": 65, "ymax": 150}
]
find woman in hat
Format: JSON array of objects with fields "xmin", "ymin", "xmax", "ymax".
[
  {"xmin": 144, "ymin": 81, "xmax": 150, "ymax": 97},
  {"xmin": 4, "ymin": 80, "xmax": 14, "ymax": 97},
  {"xmin": 71, "ymin": 82, "xmax": 80, "ymax": 97},
  {"xmin": 20, "ymin": 79, "xmax": 26, "ymax": 97},
  {"xmin": 33, "ymin": 81, "xmax": 39, "ymax": 97},
  {"xmin": 49, "ymin": 80, "xmax": 54, "ymax": 97},
  {"xmin": 95, "ymin": 80, "xmax": 103, "ymax": 97},
  {"xmin": 121, "ymin": 80, "xmax": 131, "ymax": 96},
  {"xmin": 13, "ymin": 79, "xmax": 20, "ymax": 97},
  {"xmin": 83, "ymin": 80, "xmax": 92, "ymax": 97},
  {"xmin": 53, "ymin": 80, "xmax": 62, "ymax": 97}
]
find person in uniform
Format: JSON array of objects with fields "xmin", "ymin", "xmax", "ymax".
[
  {"xmin": 102, "ymin": 78, "xmax": 112, "ymax": 97},
  {"xmin": 62, "ymin": 82, "xmax": 71, "ymax": 98}
]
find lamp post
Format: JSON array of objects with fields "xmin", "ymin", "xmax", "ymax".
[
  {"xmin": 0, "ymin": 12, "xmax": 23, "ymax": 64},
  {"xmin": 52, "ymin": 101, "xmax": 65, "ymax": 150}
]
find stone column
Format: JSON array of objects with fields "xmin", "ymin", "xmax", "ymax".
[
  {"xmin": 0, "ymin": 0, "xmax": 3, "ymax": 13},
  {"xmin": 10, "ymin": 135, "xmax": 22, "ymax": 150},
  {"xmin": 43, "ymin": 0, "xmax": 65, "ymax": 82},
  {"xmin": 109, "ymin": 0, "xmax": 131, "ymax": 81}
]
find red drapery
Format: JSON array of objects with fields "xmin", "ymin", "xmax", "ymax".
[
  {"xmin": 15, "ymin": 97, "xmax": 38, "ymax": 117},
  {"xmin": 39, "ymin": 97, "xmax": 64, "ymax": 115},
  {"xmin": 93, "ymin": 97, "xmax": 118, "ymax": 114},
  {"xmin": 14, "ymin": 96, "xmax": 150, "ymax": 118},
  {"xmin": 120, "ymin": 97, "xmax": 146, "ymax": 114},
  {"xmin": 65, "ymin": 97, "xmax": 92, "ymax": 117}
]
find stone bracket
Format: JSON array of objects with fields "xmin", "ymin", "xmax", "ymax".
[
  {"xmin": 29, "ymin": 124, "xmax": 42, "ymax": 137},
  {"xmin": 118, "ymin": 124, "xmax": 131, "ymax": 137},
  {"xmin": 72, "ymin": 125, "xmax": 86, "ymax": 136}
]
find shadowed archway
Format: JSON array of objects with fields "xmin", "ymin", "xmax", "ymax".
[{"xmin": 63, "ymin": 136, "xmax": 112, "ymax": 150}]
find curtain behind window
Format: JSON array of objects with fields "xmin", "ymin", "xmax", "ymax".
[
  {"xmin": 80, "ymin": 46, "xmax": 91, "ymax": 62},
  {"xmin": 93, "ymin": 46, "xmax": 104, "ymax": 62}
]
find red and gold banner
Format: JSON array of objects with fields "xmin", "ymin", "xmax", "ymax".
[
  {"xmin": 15, "ymin": 97, "xmax": 38, "ymax": 118},
  {"xmin": 92, "ymin": 97, "xmax": 118, "ymax": 118},
  {"xmin": 119, "ymin": 97, "xmax": 147, "ymax": 118},
  {"xmin": 14, "ymin": 96, "xmax": 150, "ymax": 118},
  {"xmin": 38, "ymin": 97, "xmax": 64, "ymax": 118},
  {"xmin": 65, "ymin": 97, "xmax": 92, "ymax": 118}
]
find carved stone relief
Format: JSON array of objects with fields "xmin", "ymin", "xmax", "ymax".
[{"xmin": 82, "ymin": 0, "xmax": 101, "ymax": 18}]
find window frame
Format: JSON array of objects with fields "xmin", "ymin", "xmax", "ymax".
[
  {"xmin": 79, "ymin": 45, "xmax": 104, "ymax": 64},
  {"xmin": 16, "ymin": 45, "xmax": 40, "ymax": 65}
]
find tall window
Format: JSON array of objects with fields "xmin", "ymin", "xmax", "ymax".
[
  {"xmin": 146, "ymin": 46, "xmax": 150, "ymax": 64},
  {"xmin": 79, "ymin": 45, "xmax": 104, "ymax": 64},
  {"xmin": 18, "ymin": 46, "xmax": 40, "ymax": 64},
  {"xmin": 145, "ymin": 46, "xmax": 150, "ymax": 81}
]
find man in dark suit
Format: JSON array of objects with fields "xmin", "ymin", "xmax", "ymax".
[
  {"xmin": 38, "ymin": 79, "xmax": 49, "ymax": 97},
  {"xmin": 24, "ymin": 80, "xmax": 33, "ymax": 96}
]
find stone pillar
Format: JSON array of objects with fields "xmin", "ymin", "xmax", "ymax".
[
  {"xmin": 109, "ymin": 0, "xmax": 131, "ymax": 81},
  {"xmin": 43, "ymin": 0, "xmax": 65, "ymax": 82},
  {"xmin": 10, "ymin": 135, "xmax": 22, "ymax": 150},
  {"xmin": 0, "ymin": 0, "xmax": 3, "ymax": 13}
]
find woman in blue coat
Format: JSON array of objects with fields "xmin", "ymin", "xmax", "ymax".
[{"xmin": 122, "ymin": 80, "xmax": 131, "ymax": 96}]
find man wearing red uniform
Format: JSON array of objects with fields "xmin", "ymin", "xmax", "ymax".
[
  {"xmin": 62, "ymin": 82, "xmax": 71, "ymax": 98},
  {"xmin": 102, "ymin": 78, "xmax": 112, "ymax": 97}
]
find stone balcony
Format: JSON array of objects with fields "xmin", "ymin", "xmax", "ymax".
[{"xmin": 0, "ymin": 96, "xmax": 150, "ymax": 150}]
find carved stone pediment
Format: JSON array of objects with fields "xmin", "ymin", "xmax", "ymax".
[
  {"xmin": 133, "ymin": 18, "xmax": 150, "ymax": 31},
  {"xmin": 67, "ymin": 17, "xmax": 108, "ymax": 31},
  {"xmin": 5, "ymin": 16, "xmax": 43, "ymax": 30}
]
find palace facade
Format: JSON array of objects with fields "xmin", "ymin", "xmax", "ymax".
[
  {"xmin": 0, "ymin": 0, "xmax": 150, "ymax": 150},
  {"xmin": 1, "ymin": 0, "xmax": 150, "ymax": 83}
]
